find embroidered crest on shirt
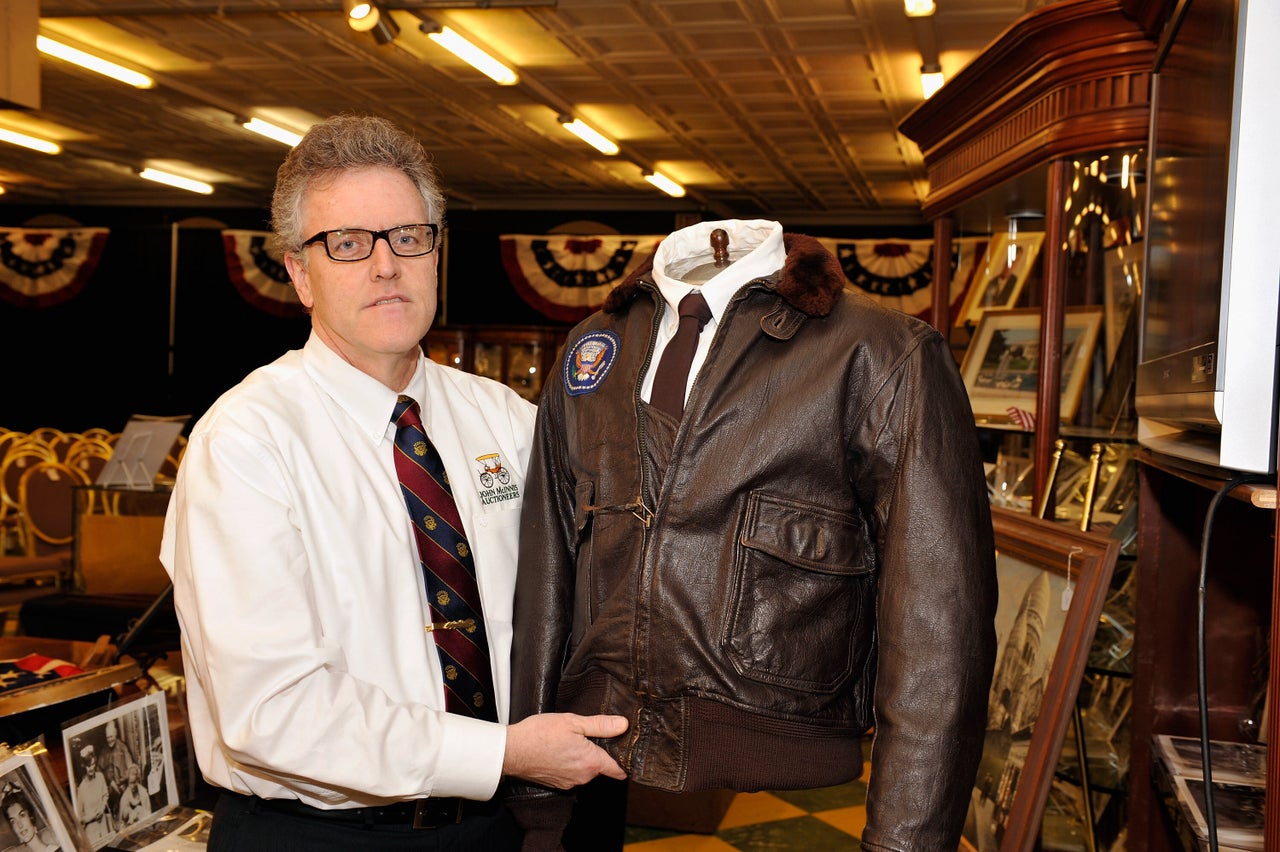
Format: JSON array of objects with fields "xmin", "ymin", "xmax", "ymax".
[
  {"xmin": 475, "ymin": 452, "xmax": 520, "ymax": 505},
  {"xmin": 564, "ymin": 330, "xmax": 619, "ymax": 396}
]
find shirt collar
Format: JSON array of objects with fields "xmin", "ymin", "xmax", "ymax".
[
  {"xmin": 300, "ymin": 331, "xmax": 427, "ymax": 444},
  {"xmin": 651, "ymin": 219, "xmax": 785, "ymax": 321}
]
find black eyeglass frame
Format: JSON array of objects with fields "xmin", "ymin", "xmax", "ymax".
[{"xmin": 301, "ymin": 223, "xmax": 439, "ymax": 262}]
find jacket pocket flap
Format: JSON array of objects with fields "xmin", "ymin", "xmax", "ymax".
[{"xmin": 740, "ymin": 492, "xmax": 867, "ymax": 576}]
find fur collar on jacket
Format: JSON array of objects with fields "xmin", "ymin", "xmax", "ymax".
[{"xmin": 603, "ymin": 232, "xmax": 845, "ymax": 318}]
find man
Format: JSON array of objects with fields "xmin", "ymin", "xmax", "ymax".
[
  {"xmin": 98, "ymin": 719, "xmax": 135, "ymax": 822},
  {"xmin": 161, "ymin": 114, "xmax": 627, "ymax": 851},
  {"xmin": 74, "ymin": 742, "xmax": 113, "ymax": 844},
  {"xmin": 509, "ymin": 218, "xmax": 998, "ymax": 851}
]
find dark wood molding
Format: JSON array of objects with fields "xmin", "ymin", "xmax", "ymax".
[{"xmin": 899, "ymin": 0, "xmax": 1158, "ymax": 220}]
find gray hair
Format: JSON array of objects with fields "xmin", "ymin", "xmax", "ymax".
[{"xmin": 271, "ymin": 114, "xmax": 446, "ymax": 255}]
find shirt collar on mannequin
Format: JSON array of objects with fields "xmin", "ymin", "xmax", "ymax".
[{"xmin": 652, "ymin": 219, "xmax": 786, "ymax": 323}]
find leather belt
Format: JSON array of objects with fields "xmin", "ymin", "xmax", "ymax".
[{"xmin": 250, "ymin": 793, "xmax": 500, "ymax": 829}]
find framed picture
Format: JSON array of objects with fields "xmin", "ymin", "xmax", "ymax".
[
  {"xmin": 1102, "ymin": 246, "xmax": 1141, "ymax": 368},
  {"xmin": 959, "ymin": 307, "xmax": 1105, "ymax": 425},
  {"xmin": 0, "ymin": 752, "xmax": 78, "ymax": 851},
  {"xmin": 960, "ymin": 507, "xmax": 1121, "ymax": 852},
  {"xmin": 63, "ymin": 691, "xmax": 179, "ymax": 849},
  {"xmin": 954, "ymin": 231, "xmax": 1045, "ymax": 328}
]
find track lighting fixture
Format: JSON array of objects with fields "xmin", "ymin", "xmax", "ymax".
[{"xmin": 346, "ymin": 0, "xmax": 398, "ymax": 44}]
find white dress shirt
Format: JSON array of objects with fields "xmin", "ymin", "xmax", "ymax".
[
  {"xmin": 643, "ymin": 219, "xmax": 786, "ymax": 407},
  {"xmin": 160, "ymin": 331, "xmax": 536, "ymax": 808}
]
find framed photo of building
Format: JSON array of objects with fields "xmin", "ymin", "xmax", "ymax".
[
  {"xmin": 960, "ymin": 307, "xmax": 1104, "ymax": 425},
  {"xmin": 62, "ymin": 691, "xmax": 178, "ymax": 850},
  {"xmin": 954, "ymin": 231, "xmax": 1045, "ymax": 328},
  {"xmin": 0, "ymin": 751, "xmax": 78, "ymax": 851},
  {"xmin": 959, "ymin": 507, "xmax": 1121, "ymax": 852}
]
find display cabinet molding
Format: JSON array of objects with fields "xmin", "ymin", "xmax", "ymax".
[{"xmin": 899, "ymin": 0, "xmax": 1157, "ymax": 221}]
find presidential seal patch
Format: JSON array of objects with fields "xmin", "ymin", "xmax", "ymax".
[{"xmin": 564, "ymin": 330, "xmax": 619, "ymax": 396}]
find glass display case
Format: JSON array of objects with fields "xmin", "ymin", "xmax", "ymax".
[
  {"xmin": 898, "ymin": 1, "xmax": 1165, "ymax": 849},
  {"xmin": 422, "ymin": 325, "xmax": 567, "ymax": 403}
]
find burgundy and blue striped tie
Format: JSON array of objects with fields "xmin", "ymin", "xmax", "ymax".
[{"xmin": 391, "ymin": 396, "xmax": 498, "ymax": 721}]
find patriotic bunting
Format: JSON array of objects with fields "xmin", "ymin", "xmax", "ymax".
[
  {"xmin": 500, "ymin": 234, "xmax": 664, "ymax": 322},
  {"xmin": 222, "ymin": 229, "xmax": 306, "ymax": 318},
  {"xmin": 502, "ymin": 233, "xmax": 987, "ymax": 322},
  {"xmin": 0, "ymin": 227, "xmax": 110, "ymax": 309}
]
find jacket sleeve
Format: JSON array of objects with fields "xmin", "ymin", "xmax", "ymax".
[
  {"xmin": 506, "ymin": 364, "xmax": 580, "ymax": 839},
  {"xmin": 857, "ymin": 329, "xmax": 998, "ymax": 852}
]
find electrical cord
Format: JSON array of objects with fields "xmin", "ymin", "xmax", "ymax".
[{"xmin": 1197, "ymin": 471, "xmax": 1272, "ymax": 852}]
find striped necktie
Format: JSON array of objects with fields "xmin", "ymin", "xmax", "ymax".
[{"xmin": 391, "ymin": 396, "xmax": 497, "ymax": 721}]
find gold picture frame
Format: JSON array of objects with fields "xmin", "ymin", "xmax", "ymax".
[
  {"xmin": 954, "ymin": 231, "xmax": 1046, "ymax": 328},
  {"xmin": 959, "ymin": 307, "xmax": 1104, "ymax": 426}
]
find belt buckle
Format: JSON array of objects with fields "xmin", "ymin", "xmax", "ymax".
[{"xmin": 411, "ymin": 798, "xmax": 463, "ymax": 829}]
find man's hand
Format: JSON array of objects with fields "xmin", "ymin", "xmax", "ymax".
[{"xmin": 503, "ymin": 713, "xmax": 628, "ymax": 789}]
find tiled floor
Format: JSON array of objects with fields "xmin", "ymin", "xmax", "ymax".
[{"xmin": 622, "ymin": 760, "xmax": 869, "ymax": 851}]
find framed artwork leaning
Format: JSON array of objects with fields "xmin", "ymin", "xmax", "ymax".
[
  {"xmin": 0, "ymin": 750, "xmax": 79, "ymax": 851},
  {"xmin": 954, "ymin": 231, "xmax": 1046, "ymax": 328},
  {"xmin": 960, "ymin": 506, "xmax": 1121, "ymax": 852},
  {"xmin": 62, "ymin": 691, "xmax": 179, "ymax": 850},
  {"xmin": 959, "ymin": 307, "xmax": 1104, "ymax": 426}
]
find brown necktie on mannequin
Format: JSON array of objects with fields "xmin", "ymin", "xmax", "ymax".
[{"xmin": 651, "ymin": 290, "xmax": 712, "ymax": 418}]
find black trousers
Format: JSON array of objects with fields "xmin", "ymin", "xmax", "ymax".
[{"xmin": 208, "ymin": 791, "xmax": 521, "ymax": 852}]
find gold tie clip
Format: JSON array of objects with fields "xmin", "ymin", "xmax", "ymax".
[{"xmin": 425, "ymin": 618, "xmax": 476, "ymax": 633}]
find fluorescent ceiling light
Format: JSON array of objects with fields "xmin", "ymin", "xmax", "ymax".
[
  {"xmin": 425, "ymin": 26, "xmax": 518, "ymax": 86},
  {"xmin": 139, "ymin": 167, "xmax": 213, "ymax": 195},
  {"xmin": 559, "ymin": 117, "xmax": 619, "ymax": 156},
  {"xmin": 242, "ymin": 117, "xmax": 303, "ymax": 147},
  {"xmin": 0, "ymin": 127, "xmax": 60, "ymax": 155},
  {"xmin": 643, "ymin": 171, "xmax": 685, "ymax": 198},
  {"xmin": 904, "ymin": 0, "xmax": 936, "ymax": 16},
  {"xmin": 37, "ymin": 36, "xmax": 154, "ymax": 89},
  {"xmin": 920, "ymin": 67, "xmax": 945, "ymax": 99}
]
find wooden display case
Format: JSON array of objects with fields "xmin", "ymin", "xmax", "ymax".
[
  {"xmin": 423, "ymin": 325, "xmax": 567, "ymax": 403},
  {"xmin": 897, "ymin": 1, "xmax": 1172, "ymax": 848}
]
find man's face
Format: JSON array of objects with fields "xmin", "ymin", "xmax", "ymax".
[
  {"xmin": 105, "ymin": 723, "xmax": 117, "ymax": 745},
  {"xmin": 285, "ymin": 165, "xmax": 438, "ymax": 377}
]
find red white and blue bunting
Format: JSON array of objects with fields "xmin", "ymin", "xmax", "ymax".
[
  {"xmin": 500, "ymin": 234, "xmax": 665, "ymax": 322},
  {"xmin": 0, "ymin": 227, "xmax": 110, "ymax": 309},
  {"xmin": 222, "ymin": 229, "xmax": 305, "ymax": 318},
  {"xmin": 815, "ymin": 236, "xmax": 988, "ymax": 322},
  {"xmin": 501, "ymin": 233, "xmax": 987, "ymax": 322}
]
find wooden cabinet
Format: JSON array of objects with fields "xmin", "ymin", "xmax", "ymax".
[
  {"xmin": 1128, "ymin": 457, "xmax": 1277, "ymax": 850},
  {"xmin": 897, "ymin": 1, "xmax": 1172, "ymax": 849},
  {"xmin": 422, "ymin": 325, "xmax": 567, "ymax": 403},
  {"xmin": 900, "ymin": 3, "xmax": 1278, "ymax": 851},
  {"xmin": 899, "ymin": 0, "xmax": 1158, "ymax": 513}
]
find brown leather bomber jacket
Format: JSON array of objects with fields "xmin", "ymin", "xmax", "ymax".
[{"xmin": 509, "ymin": 234, "xmax": 998, "ymax": 851}]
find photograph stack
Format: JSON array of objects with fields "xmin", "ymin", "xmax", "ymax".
[{"xmin": 1152, "ymin": 734, "xmax": 1265, "ymax": 852}]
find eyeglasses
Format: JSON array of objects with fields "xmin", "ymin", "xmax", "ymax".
[{"xmin": 302, "ymin": 223, "xmax": 438, "ymax": 262}]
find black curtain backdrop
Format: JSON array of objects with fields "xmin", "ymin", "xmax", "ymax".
[{"xmin": 1, "ymin": 204, "xmax": 925, "ymax": 435}]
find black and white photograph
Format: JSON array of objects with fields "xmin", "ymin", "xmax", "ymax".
[
  {"xmin": 1155, "ymin": 734, "xmax": 1267, "ymax": 788},
  {"xmin": 1172, "ymin": 774, "xmax": 1265, "ymax": 851},
  {"xmin": 62, "ymin": 692, "xmax": 178, "ymax": 850},
  {"xmin": 0, "ymin": 752, "xmax": 77, "ymax": 852}
]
